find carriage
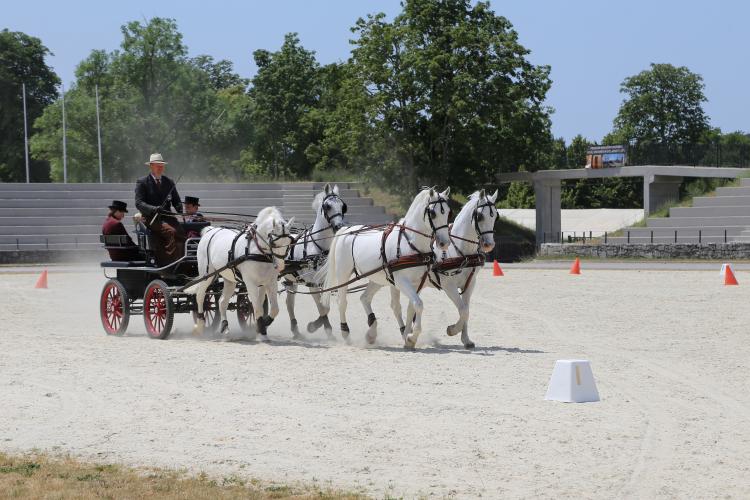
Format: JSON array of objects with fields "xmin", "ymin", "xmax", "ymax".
[{"xmin": 98, "ymin": 221, "xmax": 253, "ymax": 339}]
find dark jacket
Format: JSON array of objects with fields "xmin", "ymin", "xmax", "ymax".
[
  {"xmin": 102, "ymin": 215, "xmax": 139, "ymax": 261},
  {"xmin": 135, "ymin": 174, "xmax": 183, "ymax": 219}
]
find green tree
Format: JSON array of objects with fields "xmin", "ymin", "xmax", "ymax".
[
  {"xmin": 347, "ymin": 0, "xmax": 553, "ymax": 197},
  {"xmin": 0, "ymin": 29, "xmax": 60, "ymax": 181},
  {"xmin": 249, "ymin": 33, "xmax": 322, "ymax": 179},
  {"xmin": 612, "ymin": 63, "xmax": 710, "ymax": 164},
  {"xmin": 32, "ymin": 18, "xmax": 251, "ymax": 182}
]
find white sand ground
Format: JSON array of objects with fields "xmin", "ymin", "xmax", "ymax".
[{"xmin": 1, "ymin": 267, "xmax": 750, "ymax": 498}]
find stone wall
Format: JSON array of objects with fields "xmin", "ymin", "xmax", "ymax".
[{"xmin": 539, "ymin": 243, "xmax": 750, "ymax": 259}]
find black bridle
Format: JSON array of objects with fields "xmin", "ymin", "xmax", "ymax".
[
  {"xmin": 255, "ymin": 224, "xmax": 296, "ymax": 260},
  {"xmin": 424, "ymin": 195, "xmax": 451, "ymax": 234},
  {"xmin": 472, "ymin": 198, "xmax": 496, "ymax": 239},
  {"xmin": 321, "ymin": 193, "xmax": 347, "ymax": 227}
]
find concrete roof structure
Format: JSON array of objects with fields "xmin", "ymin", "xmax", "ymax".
[{"xmin": 497, "ymin": 166, "xmax": 748, "ymax": 245}]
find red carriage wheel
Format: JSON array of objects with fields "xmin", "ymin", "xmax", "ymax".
[
  {"xmin": 236, "ymin": 292, "xmax": 254, "ymax": 332},
  {"xmin": 100, "ymin": 279, "xmax": 130, "ymax": 336},
  {"xmin": 143, "ymin": 280, "xmax": 174, "ymax": 339}
]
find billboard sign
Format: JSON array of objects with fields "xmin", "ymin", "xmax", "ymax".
[{"xmin": 586, "ymin": 145, "xmax": 626, "ymax": 168}]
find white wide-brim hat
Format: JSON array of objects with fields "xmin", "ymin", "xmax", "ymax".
[{"xmin": 145, "ymin": 153, "xmax": 168, "ymax": 165}]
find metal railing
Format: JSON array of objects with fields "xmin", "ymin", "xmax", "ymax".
[{"xmin": 542, "ymin": 228, "xmax": 738, "ymax": 245}]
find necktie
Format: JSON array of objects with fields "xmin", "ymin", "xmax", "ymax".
[{"xmin": 155, "ymin": 177, "xmax": 161, "ymax": 187}]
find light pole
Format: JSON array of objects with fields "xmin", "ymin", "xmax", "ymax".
[
  {"xmin": 22, "ymin": 83, "xmax": 30, "ymax": 183},
  {"xmin": 95, "ymin": 84, "xmax": 103, "ymax": 183},
  {"xmin": 61, "ymin": 83, "xmax": 68, "ymax": 183}
]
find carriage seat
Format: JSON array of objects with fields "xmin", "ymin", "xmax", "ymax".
[
  {"xmin": 100, "ymin": 261, "xmax": 147, "ymax": 268},
  {"xmin": 100, "ymin": 234, "xmax": 139, "ymax": 250}
]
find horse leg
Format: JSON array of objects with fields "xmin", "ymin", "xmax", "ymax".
[
  {"xmin": 360, "ymin": 281, "xmax": 383, "ymax": 344},
  {"xmin": 389, "ymin": 286, "xmax": 406, "ymax": 339},
  {"xmin": 217, "ymin": 274, "xmax": 235, "ymax": 337},
  {"xmin": 393, "ymin": 275, "xmax": 423, "ymax": 349},
  {"xmin": 403, "ymin": 301, "xmax": 415, "ymax": 340},
  {"xmin": 459, "ymin": 277, "xmax": 478, "ymax": 349},
  {"xmin": 442, "ymin": 281, "xmax": 468, "ymax": 337},
  {"xmin": 192, "ymin": 280, "xmax": 209, "ymax": 336},
  {"xmin": 259, "ymin": 284, "xmax": 280, "ymax": 340},
  {"xmin": 285, "ymin": 281, "xmax": 302, "ymax": 339},
  {"xmin": 310, "ymin": 288, "xmax": 334, "ymax": 339}
]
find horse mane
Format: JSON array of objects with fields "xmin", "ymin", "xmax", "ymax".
[
  {"xmin": 403, "ymin": 188, "xmax": 433, "ymax": 222},
  {"xmin": 312, "ymin": 191, "xmax": 325, "ymax": 212},
  {"xmin": 454, "ymin": 191, "xmax": 482, "ymax": 226},
  {"xmin": 254, "ymin": 206, "xmax": 284, "ymax": 236}
]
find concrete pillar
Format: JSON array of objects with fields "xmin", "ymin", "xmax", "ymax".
[
  {"xmin": 644, "ymin": 175, "xmax": 683, "ymax": 216},
  {"xmin": 533, "ymin": 179, "xmax": 561, "ymax": 246}
]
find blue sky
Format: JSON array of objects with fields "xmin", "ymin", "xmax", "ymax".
[{"xmin": 5, "ymin": 0, "xmax": 748, "ymax": 141}]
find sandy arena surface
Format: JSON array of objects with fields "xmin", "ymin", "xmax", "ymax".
[{"xmin": 2, "ymin": 266, "xmax": 750, "ymax": 498}]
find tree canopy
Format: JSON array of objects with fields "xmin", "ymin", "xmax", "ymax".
[
  {"xmin": 0, "ymin": 29, "xmax": 60, "ymax": 182},
  {"xmin": 344, "ymin": 0, "xmax": 554, "ymax": 196}
]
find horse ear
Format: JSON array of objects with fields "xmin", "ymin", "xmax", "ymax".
[
  {"xmin": 333, "ymin": 184, "xmax": 339, "ymax": 195},
  {"xmin": 490, "ymin": 189, "xmax": 498, "ymax": 203},
  {"xmin": 324, "ymin": 183, "xmax": 331, "ymax": 195},
  {"xmin": 429, "ymin": 187, "xmax": 435, "ymax": 197},
  {"xmin": 286, "ymin": 216, "xmax": 295, "ymax": 228}
]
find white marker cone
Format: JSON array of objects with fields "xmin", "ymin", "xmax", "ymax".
[{"xmin": 545, "ymin": 360, "xmax": 599, "ymax": 403}]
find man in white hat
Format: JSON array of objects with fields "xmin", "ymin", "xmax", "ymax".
[{"xmin": 135, "ymin": 153, "xmax": 186, "ymax": 265}]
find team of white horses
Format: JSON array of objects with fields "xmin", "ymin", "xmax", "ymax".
[{"xmin": 187, "ymin": 183, "xmax": 498, "ymax": 349}]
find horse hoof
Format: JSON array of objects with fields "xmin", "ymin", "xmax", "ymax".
[
  {"xmin": 404, "ymin": 334, "xmax": 417, "ymax": 349},
  {"xmin": 219, "ymin": 320, "xmax": 229, "ymax": 336},
  {"xmin": 446, "ymin": 325, "xmax": 460, "ymax": 337},
  {"xmin": 307, "ymin": 321, "xmax": 319, "ymax": 333},
  {"xmin": 366, "ymin": 332, "xmax": 377, "ymax": 345},
  {"xmin": 463, "ymin": 341, "xmax": 475, "ymax": 349}
]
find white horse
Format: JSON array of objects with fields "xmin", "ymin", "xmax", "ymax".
[
  {"xmin": 390, "ymin": 189, "xmax": 498, "ymax": 349},
  {"xmin": 187, "ymin": 207, "xmax": 295, "ymax": 339},
  {"xmin": 283, "ymin": 183, "xmax": 347, "ymax": 338},
  {"xmin": 319, "ymin": 187, "xmax": 452, "ymax": 348}
]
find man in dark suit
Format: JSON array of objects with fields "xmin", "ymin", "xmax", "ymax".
[
  {"xmin": 102, "ymin": 200, "xmax": 141, "ymax": 261},
  {"xmin": 135, "ymin": 153, "xmax": 186, "ymax": 265}
]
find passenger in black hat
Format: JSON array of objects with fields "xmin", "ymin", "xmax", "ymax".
[
  {"xmin": 183, "ymin": 196, "xmax": 203, "ymax": 222},
  {"xmin": 102, "ymin": 201, "xmax": 140, "ymax": 261}
]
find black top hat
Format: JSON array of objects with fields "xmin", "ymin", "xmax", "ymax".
[
  {"xmin": 185, "ymin": 196, "xmax": 200, "ymax": 206},
  {"xmin": 108, "ymin": 200, "xmax": 128, "ymax": 212}
]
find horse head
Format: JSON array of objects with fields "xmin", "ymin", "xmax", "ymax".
[{"xmin": 315, "ymin": 183, "xmax": 347, "ymax": 233}]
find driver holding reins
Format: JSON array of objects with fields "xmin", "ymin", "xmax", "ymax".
[{"xmin": 135, "ymin": 153, "xmax": 186, "ymax": 265}]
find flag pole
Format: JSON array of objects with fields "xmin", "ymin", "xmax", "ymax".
[
  {"xmin": 61, "ymin": 83, "xmax": 67, "ymax": 183},
  {"xmin": 22, "ymin": 83, "xmax": 30, "ymax": 183},
  {"xmin": 95, "ymin": 84, "xmax": 103, "ymax": 183}
]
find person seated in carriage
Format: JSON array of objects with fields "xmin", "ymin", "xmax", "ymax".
[
  {"xmin": 183, "ymin": 196, "xmax": 203, "ymax": 221},
  {"xmin": 101, "ymin": 200, "xmax": 141, "ymax": 261},
  {"xmin": 135, "ymin": 153, "xmax": 186, "ymax": 266},
  {"xmin": 182, "ymin": 195, "xmax": 205, "ymax": 238}
]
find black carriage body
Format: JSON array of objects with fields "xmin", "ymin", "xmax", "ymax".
[{"xmin": 99, "ymin": 221, "xmax": 245, "ymax": 339}]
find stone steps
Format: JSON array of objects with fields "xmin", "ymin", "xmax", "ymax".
[
  {"xmin": 0, "ymin": 182, "xmax": 392, "ymax": 252},
  {"xmin": 615, "ymin": 176, "xmax": 750, "ymax": 244}
]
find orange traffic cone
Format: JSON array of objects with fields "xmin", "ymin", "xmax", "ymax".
[
  {"xmin": 724, "ymin": 264, "xmax": 739, "ymax": 286},
  {"xmin": 569, "ymin": 258, "xmax": 581, "ymax": 275},
  {"xmin": 35, "ymin": 269, "xmax": 48, "ymax": 289},
  {"xmin": 492, "ymin": 260, "xmax": 504, "ymax": 276}
]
